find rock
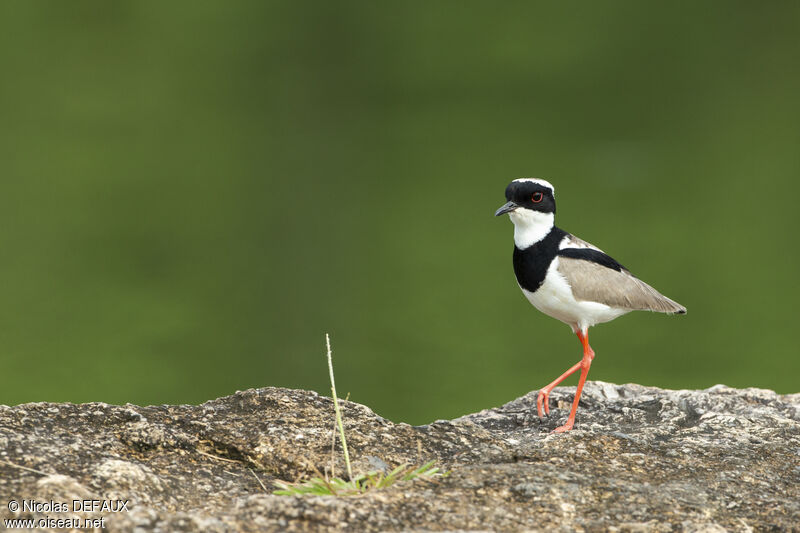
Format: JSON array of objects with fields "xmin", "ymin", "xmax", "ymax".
[{"xmin": 1, "ymin": 382, "xmax": 798, "ymax": 531}]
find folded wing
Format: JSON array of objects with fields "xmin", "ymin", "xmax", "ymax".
[{"xmin": 556, "ymin": 250, "xmax": 686, "ymax": 314}]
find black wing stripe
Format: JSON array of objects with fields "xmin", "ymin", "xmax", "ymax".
[{"xmin": 557, "ymin": 248, "xmax": 626, "ymax": 272}]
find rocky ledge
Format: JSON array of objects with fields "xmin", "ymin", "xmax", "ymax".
[{"xmin": 1, "ymin": 382, "xmax": 798, "ymax": 532}]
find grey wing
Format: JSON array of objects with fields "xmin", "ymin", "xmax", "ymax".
[{"xmin": 557, "ymin": 256, "xmax": 686, "ymax": 314}]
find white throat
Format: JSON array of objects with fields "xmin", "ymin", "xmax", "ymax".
[{"xmin": 508, "ymin": 209, "xmax": 554, "ymax": 249}]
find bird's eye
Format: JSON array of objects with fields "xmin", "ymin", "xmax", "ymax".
[{"xmin": 531, "ymin": 192, "xmax": 543, "ymax": 203}]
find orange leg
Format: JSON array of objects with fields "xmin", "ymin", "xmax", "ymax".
[
  {"xmin": 553, "ymin": 329, "xmax": 595, "ymax": 432},
  {"xmin": 537, "ymin": 331, "xmax": 596, "ymax": 417},
  {"xmin": 536, "ymin": 361, "xmax": 581, "ymax": 417}
]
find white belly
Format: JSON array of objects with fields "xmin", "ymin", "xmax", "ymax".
[{"xmin": 520, "ymin": 258, "xmax": 629, "ymax": 331}]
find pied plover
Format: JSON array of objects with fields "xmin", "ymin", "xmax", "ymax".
[{"xmin": 495, "ymin": 178, "xmax": 686, "ymax": 432}]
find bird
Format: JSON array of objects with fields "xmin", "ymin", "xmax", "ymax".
[{"xmin": 495, "ymin": 178, "xmax": 686, "ymax": 432}]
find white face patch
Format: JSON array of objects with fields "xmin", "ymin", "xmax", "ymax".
[
  {"xmin": 512, "ymin": 178, "xmax": 555, "ymax": 195},
  {"xmin": 508, "ymin": 208, "xmax": 554, "ymax": 249}
]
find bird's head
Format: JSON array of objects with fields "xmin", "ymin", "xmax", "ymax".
[
  {"xmin": 495, "ymin": 178, "xmax": 557, "ymax": 248},
  {"xmin": 495, "ymin": 178, "xmax": 556, "ymax": 217}
]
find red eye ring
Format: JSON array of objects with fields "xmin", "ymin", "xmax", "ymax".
[{"xmin": 531, "ymin": 192, "xmax": 543, "ymax": 203}]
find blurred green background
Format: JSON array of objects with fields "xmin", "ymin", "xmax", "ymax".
[{"xmin": 1, "ymin": 2, "xmax": 798, "ymax": 425}]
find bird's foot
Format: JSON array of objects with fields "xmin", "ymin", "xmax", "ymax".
[
  {"xmin": 536, "ymin": 389, "xmax": 551, "ymax": 417},
  {"xmin": 553, "ymin": 422, "xmax": 574, "ymax": 433}
]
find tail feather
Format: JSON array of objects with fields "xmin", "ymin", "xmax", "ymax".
[{"xmin": 629, "ymin": 277, "xmax": 686, "ymax": 314}]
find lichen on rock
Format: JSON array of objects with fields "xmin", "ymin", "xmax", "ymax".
[{"xmin": 1, "ymin": 382, "xmax": 798, "ymax": 531}]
